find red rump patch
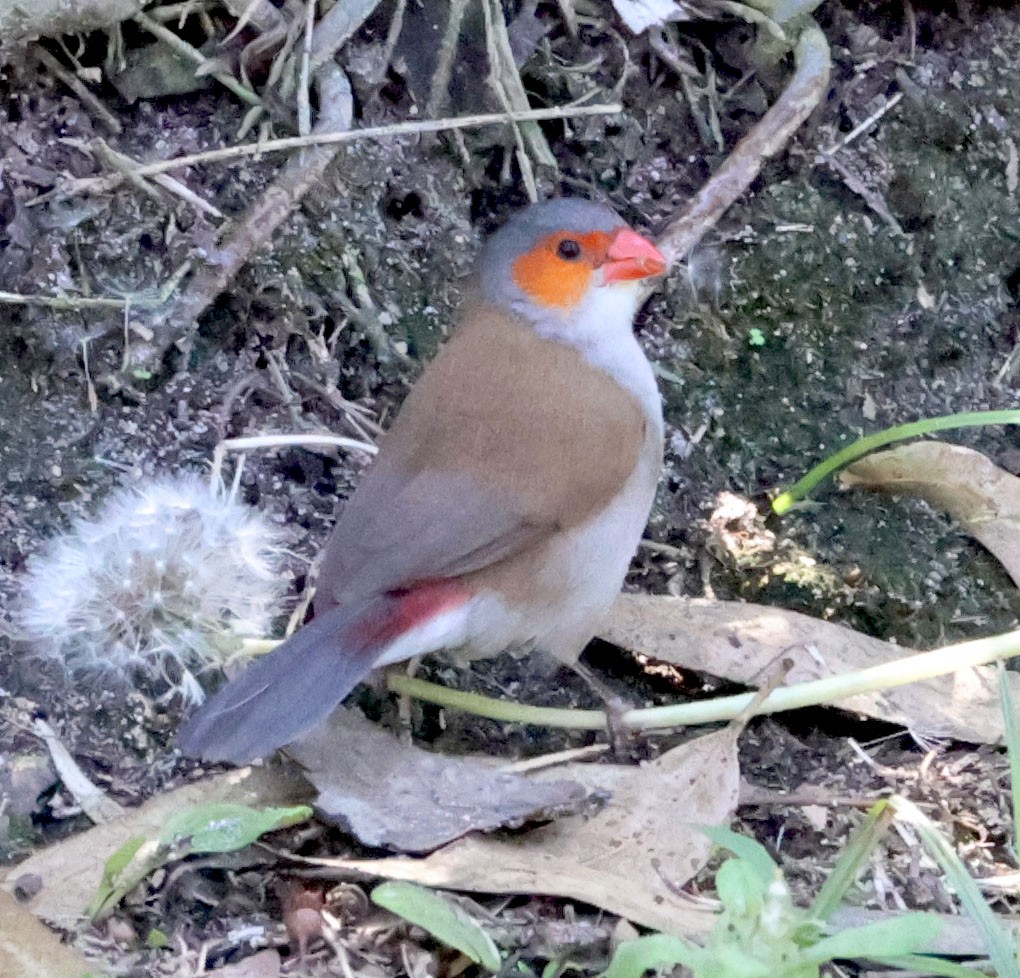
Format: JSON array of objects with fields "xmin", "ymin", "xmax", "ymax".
[{"xmin": 352, "ymin": 580, "xmax": 470, "ymax": 650}]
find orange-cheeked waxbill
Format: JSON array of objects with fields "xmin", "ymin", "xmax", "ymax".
[{"xmin": 179, "ymin": 198, "xmax": 668, "ymax": 763}]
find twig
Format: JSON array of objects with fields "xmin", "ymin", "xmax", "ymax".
[
  {"xmin": 481, "ymin": 0, "xmax": 554, "ymax": 201},
  {"xmin": 222, "ymin": 0, "xmax": 288, "ymax": 33},
  {"xmin": 97, "ymin": 139, "xmax": 223, "ymax": 218},
  {"xmin": 500, "ymin": 745, "xmax": 609, "ymax": 773},
  {"xmin": 148, "ymin": 170, "xmax": 223, "ymax": 218},
  {"xmin": 380, "ymin": 0, "xmax": 407, "ymax": 81},
  {"xmin": 265, "ymin": 348, "xmax": 305, "ymax": 427},
  {"xmin": 34, "ymin": 46, "xmax": 122, "ymax": 135},
  {"xmin": 309, "ymin": 0, "xmax": 384, "ymax": 72},
  {"xmin": 820, "ymin": 92, "xmax": 903, "ymax": 155},
  {"xmin": 653, "ymin": 22, "xmax": 830, "ymax": 270},
  {"xmin": 698, "ymin": 0, "xmax": 787, "ymax": 40},
  {"xmin": 288, "ymin": 373, "xmax": 384, "ymax": 438},
  {"xmin": 210, "ymin": 432, "xmax": 378, "ymax": 490},
  {"xmin": 335, "ymin": 247, "xmax": 410, "ymax": 366},
  {"xmin": 0, "ymin": 290, "xmax": 142, "ymax": 311},
  {"xmin": 151, "ymin": 1, "xmax": 220, "ymax": 25},
  {"xmin": 133, "ymin": 11, "xmax": 265, "ymax": 109},
  {"xmin": 31, "ymin": 102, "xmax": 621, "ymax": 206},
  {"xmin": 94, "ymin": 139, "xmax": 163, "ymax": 202},
  {"xmin": 638, "ymin": 538, "xmax": 685, "ymax": 561},
  {"xmin": 33, "ymin": 719, "xmax": 125, "ymax": 824},
  {"xmin": 297, "ymin": 0, "xmax": 315, "ymax": 136},
  {"xmin": 821, "ymin": 152, "xmax": 904, "ymax": 235},
  {"xmin": 135, "ymin": 65, "xmax": 354, "ymax": 357},
  {"xmin": 0, "ymin": 261, "xmax": 192, "ymax": 310},
  {"xmin": 427, "ymin": 0, "xmax": 471, "ymax": 117}
]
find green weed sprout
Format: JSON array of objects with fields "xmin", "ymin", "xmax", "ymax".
[{"xmin": 772, "ymin": 410, "xmax": 1020, "ymax": 515}]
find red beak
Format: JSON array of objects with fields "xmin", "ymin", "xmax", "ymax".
[{"xmin": 602, "ymin": 228, "xmax": 667, "ymax": 283}]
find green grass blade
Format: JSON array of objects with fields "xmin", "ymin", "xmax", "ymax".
[
  {"xmin": 999, "ymin": 663, "xmax": 1020, "ymax": 861},
  {"xmin": 891, "ymin": 797, "xmax": 1020, "ymax": 978},
  {"xmin": 810, "ymin": 800, "xmax": 895, "ymax": 921},
  {"xmin": 371, "ymin": 882, "xmax": 501, "ymax": 970},
  {"xmin": 871, "ymin": 955, "xmax": 995, "ymax": 977}
]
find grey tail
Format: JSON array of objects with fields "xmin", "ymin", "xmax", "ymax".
[{"xmin": 177, "ymin": 605, "xmax": 382, "ymax": 764}]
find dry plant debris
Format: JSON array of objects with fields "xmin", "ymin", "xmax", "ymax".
[
  {"xmin": 305, "ymin": 726, "xmax": 740, "ymax": 939},
  {"xmin": 289, "ymin": 708, "xmax": 587, "ymax": 852},
  {"xmin": 0, "ymin": 889, "xmax": 94, "ymax": 978},
  {"xmin": 2, "ymin": 0, "xmax": 1020, "ymax": 975}
]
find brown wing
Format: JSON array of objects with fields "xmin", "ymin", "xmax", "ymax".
[{"xmin": 316, "ymin": 306, "xmax": 646, "ymax": 611}]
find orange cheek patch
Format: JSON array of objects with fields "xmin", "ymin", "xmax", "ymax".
[
  {"xmin": 513, "ymin": 251, "xmax": 590, "ymax": 308},
  {"xmin": 511, "ymin": 231, "xmax": 610, "ymax": 310}
]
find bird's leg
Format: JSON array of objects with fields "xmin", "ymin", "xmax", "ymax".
[{"xmin": 570, "ymin": 659, "xmax": 642, "ymax": 758}]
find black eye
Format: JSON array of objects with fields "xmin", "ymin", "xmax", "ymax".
[{"xmin": 557, "ymin": 239, "xmax": 582, "ymax": 260}]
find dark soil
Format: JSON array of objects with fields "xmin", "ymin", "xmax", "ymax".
[{"xmin": 2, "ymin": 1, "xmax": 1020, "ymax": 974}]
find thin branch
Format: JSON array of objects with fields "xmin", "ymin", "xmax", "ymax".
[
  {"xmin": 0, "ymin": 261, "xmax": 192, "ymax": 310},
  {"xmin": 653, "ymin": 22, "xmax": 830, "ymax": 269},
  {"xmin": 134, "ymin": 65, "xmax": 355, "ymax": 357},
  {"xmin": 34, "ymin": 46, "xmax": 122, "ymax": 135},
  {"xmin": 133, "ymin": 11, "xmax": 265, "ymax": 109},
  {"xmin": 30, "ymin": 103, "xmax": 622, "ymax": 206},
  {"xmin": 297, "ymin": 0, "xmax": 316, "ymax": 136},
  {"xmin": 309, "ymin": 0, "xmax": 384, "ymax": 72}
]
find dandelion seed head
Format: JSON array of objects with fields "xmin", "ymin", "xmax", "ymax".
[{"xmin": 17, "ymin": 475, "xmax": 286, "ymax": 702}]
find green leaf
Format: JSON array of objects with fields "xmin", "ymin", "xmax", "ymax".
[
  {"xmin": 715, "ymin": 857, "xmax": 767, "ymax": 919},
  {"xmin": 701, "ymin": 943, "xmax": 782, "ymax": 978},
  {"xmin": 89, "ymin": 804, "xmax": 311, "ymax": 921},
  {"xmin": 804, "ymin": 913, "xmax": 942, "ymax": 963},
  {"xmin": 87, "ymin": 836, "xmax": 161, "ymax": 920},
  {"xmin": 371, "ymin": 882, "xmax": 501, "ymax": 971},
  {"xmin": 96, "ymin": 835, "xmax": 148, "ymax": 893},
  {"xmin": 697, "ymin": 825, "xmax": 779, "ymax": 885},
  {"xmin": 145, "ymin": 928, "xmax": 170, "ymax": 949},
  {"xmin": 601, "ymin": 935, "xmax": 696, "ymax": 978},
  {"xmin": 160, "ymin": 803, "xmax": 312, "ymax": 854}
]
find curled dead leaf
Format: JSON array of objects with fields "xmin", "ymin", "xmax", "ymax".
[
  {"xmin": 840, "ymin": 440, "xmax": 1020, "ymax": 588},
  {"xmin": 303, "ymin": 727, "xmax": 739, "ymax": 938}
]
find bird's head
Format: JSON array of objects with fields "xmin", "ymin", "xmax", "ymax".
[{"xmin": 475, "ymin": 199, "xmax": 667, "ymax": 333}]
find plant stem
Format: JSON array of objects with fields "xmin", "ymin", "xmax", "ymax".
[
  {"xmin": 386, "ymin": 626, "xmax": 1020, "ymax": 732},
  {"xmin": 772, "ymin": 410, "xmax": 1020, "ymax": 514}
]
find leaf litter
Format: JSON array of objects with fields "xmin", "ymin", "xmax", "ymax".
[
  {"xmin": 4, "ymin": 1, "xmax": 1020, "ymax": 975},
  {"xmin": 287, "ymin": 706, "xmax": 588, "ymax": 852}
]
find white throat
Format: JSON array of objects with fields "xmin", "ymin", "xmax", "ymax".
[{"xmin": 518, "ymin": 282, "xmax": 663, "ymax": 426}]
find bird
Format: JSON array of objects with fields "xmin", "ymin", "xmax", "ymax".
[{"xmin": 179, "ymin": 198, "xmax": 668, "ymax": 764}]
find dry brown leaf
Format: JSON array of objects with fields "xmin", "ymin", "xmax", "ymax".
[
  {"xmin": 602, "ymin": 594, "xmax": 1018, "ymax": 743},
  {"xmin": 307, "ymin": 727, "xmax": 738, "ymax": 938},
  {"xmin": 0, "ymin": 889, "xmax": 94, "ymax": 978},
  {"xmin": 213, "ymin": 948, "xmax": 282, "ymax": 977},
  {"xmin": 840, "ymin": 441, "xmax": 1020, "ymax": 588},
  {"xmin": 0, "ymin": 764, "xmax": 310, "ymax": 930},
  {"xmin": 290, "ymin": 709, "xmax": 586, "ymax": 853}
]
